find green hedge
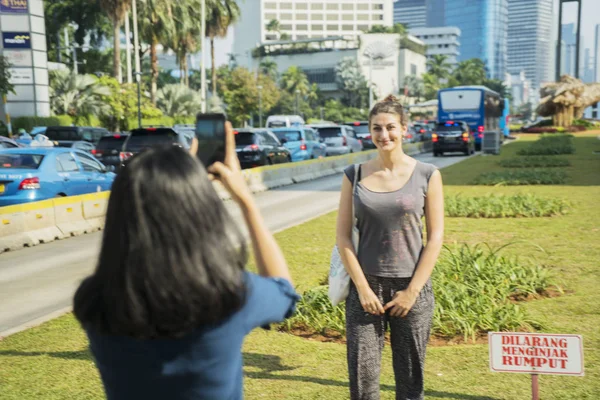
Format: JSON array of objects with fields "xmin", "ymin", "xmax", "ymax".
[{"xmin": 12, "ymin": 115, "xmax": 73, "ymax": 132}]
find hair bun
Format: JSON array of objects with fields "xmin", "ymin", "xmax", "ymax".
[{"xmin": 383, "ymin": 94, "xmax": 400, "ymax": 103}]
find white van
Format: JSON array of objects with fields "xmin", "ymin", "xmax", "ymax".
[{"xmin": 265, "ymin": 115, "xmax": 305, "ymax": 129}]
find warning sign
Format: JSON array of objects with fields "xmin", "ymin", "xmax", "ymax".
[{"xmin": 489, "ymin": 332, "xmax": 584, "ymax": 376}]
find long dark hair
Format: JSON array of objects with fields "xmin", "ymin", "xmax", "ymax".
[{"xmin": 74, "ymin": 146, "xmax": 247, "ymax": 339}]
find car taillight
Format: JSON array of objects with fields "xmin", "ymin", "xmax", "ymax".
[
  {"xmin": 19, "ymin": 177, "xmax": 40, "ymax": 190},
  {"xmin": 343, "ymin": 136, "xmax": 347, "ymax": 146},
  {"xmin": 406, "ymin": 134, "xmax": 413, "ymax": 139},
  {"xmin": 432, "ymin": 133, "xmax": 438, "ymax": 143},
  {"xmin": 478, "ymin": 133, "xmax": 483, "ymax": 139},
  {"xmin": 462, "ymin": 132, "xmax": 469, "ymax": 142},
  {"xmin": 366, "ymin": 135, "xmax": 371, "ymax": 140},
  {"xmin": 419, "ymin": 129, "xmax": 425, "ymax": 133},
  {"xmin": 478, "ymin": 126, "xmax": 484, "ymax": 133},
  {"xmin": 120, "ymin": 152, "xmax": 133, "ymax": 162},
  {"xmin": 92, "ymin": 149, "xmax": 103, "ymax": 156},
  {"xmin": 244, "ymin": 144, "xmax": 259, "ymax": 151},
  {"xmin": 300, "ymin": 142, "xmax": 307, "ymax": 151}
]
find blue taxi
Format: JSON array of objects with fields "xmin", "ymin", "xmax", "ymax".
[{"xmin": 0, "ymin": 147, "xmax": 115, "ymax": 207}]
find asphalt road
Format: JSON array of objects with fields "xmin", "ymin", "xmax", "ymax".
[{"xmin": 0, "ymin": 153, "xmax": 469, "ymax": 336}]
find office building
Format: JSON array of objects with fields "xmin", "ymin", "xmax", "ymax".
[
  {"xmin": 409, "ymin": 26, "xmax": 460, "ymax": 67},
  {"xmin": 507, "ymin": 0, "xmax": 553, "ymax": 94},
  {"xmin": 393, "ymin": 0, "xmax": 426, "ymax": 28},
  {"xmin": 561, "ymin": 23, "xmax": 577, "ymax": 76},
  {"xmin": 595, "ymin": 24, "xmax": 600, "ymax": 82},
  {"xmin": 443, "ymin": 0, "xmax": 508, "ymax": 80},
  {"xmin": 0, "ymin": 0, "xmax": 50, "ymax": 122},
  {"xmin": 233, "ymin": 0, "xmax": 394, "ymax": 68}
]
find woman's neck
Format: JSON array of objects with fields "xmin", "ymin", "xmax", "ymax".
[{"xmin": 378, "ymin": 147, "xmax": 406, "ymax": 171}]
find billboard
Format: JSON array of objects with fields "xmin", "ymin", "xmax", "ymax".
[
  {"xmin": 0, "ymin": 0, "xmax": 28, "ymax": 13},
  {"xmin": 2, "ymin": 32, "xmax": 31, "ymax": 49}
]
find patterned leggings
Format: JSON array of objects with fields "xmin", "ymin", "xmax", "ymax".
[{"xmin": 346, "ymin": 275, "xmax": 435, "ymax": 400}]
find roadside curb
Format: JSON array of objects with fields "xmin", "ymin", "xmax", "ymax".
[{"xmin": 0, "ymin": 306, "xmax": 73, "ymax": 340}]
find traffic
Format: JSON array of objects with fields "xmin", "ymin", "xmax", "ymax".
[{"xmin": 2, "ymin": 91, "xmax": 507, "ymax": 208}]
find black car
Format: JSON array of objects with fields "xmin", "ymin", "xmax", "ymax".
[
  {"xmin": 44, "ymin": 126, "xmax": 109, "ymax": 151},
  {"xmin": 345, "ymin": 121, "xmax": 374, "ymax": 149},
  {"xmin": 92, "ymin": 133, "xmax": 129, "ymax": 171},
  {"xmin": 234, "ymin": 128, "xmax": 291, "ymax": 169},
  {"xmin": 432, "ymin": 121, "xmax": 475, "ymax": 157},
  {"xmin": 120, "ymin": 127, "xmax": 194, "ymax": 166}
]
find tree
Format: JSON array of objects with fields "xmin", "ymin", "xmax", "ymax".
[
  {"xmin": 452, "ymin": 58, "xmax": 486, "ymax": 86},
  {"xmin": 427, "ymin": 54, "xmax": 452, "ymax": 81},
  {"xmin": 404, "ymin": 75, "xmax": 425, "ymax": 102},
  {"xmin": 0, "ymin": 56, "xmax": 15, "ymax": 98},
  {"xmin": 266, "ymin": 19, "xmax": 280, "ymax": 39},
  {"xmin": 259, "ymin": 58, "xmax": 278, "ymax": 80},
  {"xmin": 138, "ymin": 0, "xmax": 175, "ymax": 104},
  {"xmin": 206, "ymin": 0, "xmax": 241, "ymax": 95},
  {"xmin": 157, "ymin": 84, "xmax": 202, "ymax": 117},
  {"xmin": 335, "ymin": 57, "xmax": 369, "ymax": 108},
  {"xmin": 99, "ymin": 0, "xmax": 131, "ymax": 83},
  {"xmin": 366, "ymin": 23, "xmax": 407, "ymax": 35},
  {"xmin": 49, "ymin": 70, "xmax": 111, "ymax": 124},
  {"xmin": 167, "ymin": 1, "xmax": 202, "ymax": 87},
  {"xmin": 483, "ymin": 78, "xmax": 512, "ymax": 100},
  {"xmin": 422, "ymin": 72, "xmax": 440, "ymax": 100},
  {"xmin": 280, "ymin": 66, "xmax": 310, "ymax": 96},
  {"xmin": 98, "ymin": 76, "xmax": 163, "ymax": 131},
  {"xmin": 218, "ymin": 67, "xmax": 280, "ymax": 126}
]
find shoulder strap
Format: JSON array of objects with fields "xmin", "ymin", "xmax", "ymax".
[{"xmin": 351, "ymin": 164, "xmax": 359, "ymax": 221}]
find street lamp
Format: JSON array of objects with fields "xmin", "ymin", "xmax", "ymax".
[
  {"xmin": 257, "ymin": 85, "xmax": 263, "ymax": 127},
  {"xmin": 134, "ymin": 72, "xmax": 142, "ymax": 128}
]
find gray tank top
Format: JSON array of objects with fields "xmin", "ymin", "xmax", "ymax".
[{"xmin": 344, "ymin": 161, "xmax": 438, "ymax": 278}]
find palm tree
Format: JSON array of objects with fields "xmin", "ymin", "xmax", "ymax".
[
  {"xmin": 281, "ymin": 66, "xmax": 309, "ymax": 96},
  {"xmin": 206, "ymin": 0, "xmax": 240, "ymax": 95},
  {"xmin": 404, "ymin": 75, "xmax": 425, "ymax": 102},
  {"xmin": 266, "ymin": 19, "xmax": 280, "ymax": 39},
  {"xmin": 49, "ymin": 70, "xmax": 111, "ymax": 123},
  {"xmin": 168, "ymin": 1, "xmax": 202, "ymax": 87},
  {"xmin": 426, "ymin": 54, "xmax": 452, "ymax": 81},
  {"xmin": 453, "ymin": 58, "xmax": 486, "ymax": 86},
  {"xmin": 99, "ymin": 0, "xmax": 131, "ymax": 83},
  {"xmin": 138, "ymin": 0, "xmax": 175, "ymax": 104},
  {"xmin": 157, "ymin": 84, "xmax": 202, "ymax": 116},
  {"xmin": 259, "ymin": 58, "xmax": 278, "ymax": 80}
]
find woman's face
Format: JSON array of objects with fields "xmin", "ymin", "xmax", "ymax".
[{"xmin": 370, "ymin": 113, "xmax": 406, "ymax": 152}]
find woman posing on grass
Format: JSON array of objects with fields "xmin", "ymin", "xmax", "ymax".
[
  {"xmin": 337, "ymin": 95, "xmax": 445, "ymax": 400},
  {"xmin": 73, "ymin": 122, "xmax": 299, "ymax": 400}
]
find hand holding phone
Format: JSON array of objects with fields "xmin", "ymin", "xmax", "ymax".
[
  {"xmin": 195, "ymin": 113, "xmax": 226, "ymax": 167},
  {"xmin": 207, "ymin": 121, "xmax": 252, "ymax": 205}
]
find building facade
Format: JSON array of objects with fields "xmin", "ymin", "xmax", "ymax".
[
  {"xmin": 444, "ymin": 0, "xmax": 508, "ymax": 80},
  {"xmin": 507, "ymin": 0, "xmax": 553, "ymax": 95},
  {"xmin": 233, "ymin": 0, "xmax": 394, "ymax": 68},
  {"xmin": 409, "ymin": 26, "xmax": 460, "ymax": 67},
  {"xmin": 393, "ymin": 0, "xmax": 426, "ymax": 28},
  {"xmin": 595, "ymin": 24, "xmax": 600, "ymax": 83},
  {"xmin": 0, "ymin": 0, "xmax": 50, "ymax": 126},
  {"xmin": 393, "ymin": 0, "xmax": 508, "ymax": 80},
  {"xmin": 560, "ymin": 23, "xmax": 577, "ymax": 77}
]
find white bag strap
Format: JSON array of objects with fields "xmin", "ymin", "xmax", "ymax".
[{"xmin": 351, "ymin": 164, "xmax": 359, "ymax": 226}]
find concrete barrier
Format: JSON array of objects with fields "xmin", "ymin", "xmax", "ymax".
[
  {"xmin": 53, "ymin": 196, "xmax": 93, "ymax": 237},
  {"xmin": 0, "ymin": 146, "xmax": 431, "ymax": 252},
  {"xmin": 22, "ymin": 200, "xmax": 63, "ymax": 246},
  {"xmin": 81, "ymin": 192, "xmax": 110, "ymax": 230},
  {"xmin": 0, "ymin": 204, "xmax": 32, "ymax": 252}
]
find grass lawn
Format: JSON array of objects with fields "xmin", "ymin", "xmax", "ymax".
[{"xmin": 0, "ymin": 133, "xmax": 599, "ymax": 399}]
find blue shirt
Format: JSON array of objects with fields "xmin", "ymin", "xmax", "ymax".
[{"xmin": 85, "ymin": 272, "xmax": 300, "ymax": 400}]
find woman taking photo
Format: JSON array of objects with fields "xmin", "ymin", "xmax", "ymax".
[
  {"xmin": 337, "ymin": 96, "xmax": 444, "ymax": 400},
  {"xmin": 74, "ymin": 122, "xmax": 299, "ymax": 400}
]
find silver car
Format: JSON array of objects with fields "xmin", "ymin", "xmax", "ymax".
[{"xmin": 311, "ymin": 124, "xmax": 363, "ymax": 156}]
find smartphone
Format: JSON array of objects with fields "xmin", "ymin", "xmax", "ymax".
[{"xmin": 195, "ymin": 113, "xmax": 226, "ymax": 167}]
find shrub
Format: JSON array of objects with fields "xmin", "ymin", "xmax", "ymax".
[
  {"xmin": 567, "ymin": 125, "xmax": 587, "ymax": 132},
  {"xmin": 517, "ymin": 134, "xmax": 575, "ymax": 156},
  {"xmin": 445, "ymin": 194, "xmax": 570, "ymax": 218},
  {"xmin": 12, "ymin": 115, "xmax": 73, "ymax": 132},
  {"xmin": 125, "ymin": 116, "xmax": 175, "ymax": 130},
  {"xmin": 523, "ymin": 127, "xmax": 558, "ymax": 134},
  {"xmin": 499, "ymin": 156, "xmax": 571, "ymax": 168},
  {"xmin": 281, "ymin": 244, "xmax": 555, "ymax": 342},
  {"xmin": 572, "ymin": 119, "xmax": 596, "ymax": 129},
  {"xmin": 472, "ymin": 169, "xmax": 568, "ymax": 185}
]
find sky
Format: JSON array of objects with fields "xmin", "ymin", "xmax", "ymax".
[{"xmin": 207, "ymin": 0, "xmax": 600, "ymax": 70}]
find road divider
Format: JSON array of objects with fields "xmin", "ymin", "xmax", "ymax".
[{"xmin": 0, "ymin": 144, "xmax": 429, "ymax": 253}]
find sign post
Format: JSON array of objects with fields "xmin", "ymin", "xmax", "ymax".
[{"xmin": 489, "ymin": 332, "xmax": 584, "ymax": 400}]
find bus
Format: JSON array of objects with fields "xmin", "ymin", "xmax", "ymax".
[{"xmin": 437, "ymin": 86, "xmax": 504, "ymax": 150}]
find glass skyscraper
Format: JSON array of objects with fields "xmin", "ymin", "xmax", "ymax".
[
  {"xmin": 393, "ymin": 0, "xmax": 427, "ymax": 29},
  {"xmin": 443, "ymin": 0, "xmax": 508, "ymax": 80},
  {"xmin": 507, "ymin": 0, "xmax": 553, "ymax": 90}
]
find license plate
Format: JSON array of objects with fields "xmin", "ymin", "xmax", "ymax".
[
  {"xmin": 327, "ymin": 143, "xmax": 335, "ymax": 147},
  {"xmin": 0, "ymin": 184, "xmax": 4, "ymax": 194}
]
